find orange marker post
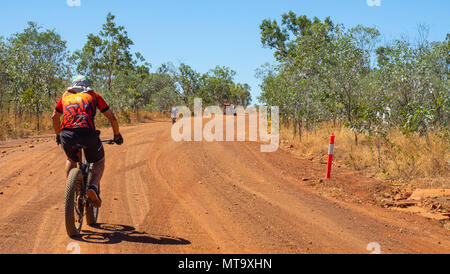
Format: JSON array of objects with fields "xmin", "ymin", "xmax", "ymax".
[{"xmin": 326, "ymin": 133, "xmax": 335, "ymax": 179}]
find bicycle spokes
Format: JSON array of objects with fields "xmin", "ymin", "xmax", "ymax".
[{"xmin": 74, "ymin": 181, "xmax": 84, "ymax": 229}]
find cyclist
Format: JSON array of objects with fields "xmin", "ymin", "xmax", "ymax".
[
  {"xmin": 52, "ymin": 75, "xmax": 123, "ymax": 208},
  {"xmin": 171, "ymin": 106, "xmax": 178, "ymax": 124}
]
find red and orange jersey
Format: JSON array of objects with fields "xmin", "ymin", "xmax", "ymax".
[{"xmin": 55, "ymin": 90, "xmax": 110, "ymax": 130}]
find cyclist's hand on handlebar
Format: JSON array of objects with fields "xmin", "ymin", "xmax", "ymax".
[
  {"xmin": 56, "ymin": 135, "xmax": 61, "ymax": 146},
  {"xmin": 114, "ymin": 133, "xmax": 123, "ymax": 145}
]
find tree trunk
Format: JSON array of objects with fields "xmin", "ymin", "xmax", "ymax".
[
  {"xmin": 293, "ymin": 118, "xmax": 297, "ymax": 138},
  {"xmin": 298, "ymin": 119, "xmax": 302, "ymax": 142},
  {"xmin": 135, "ymin": 107, "xmax": 140, "ymax": 122},
  {"xmin": 376, "ymin": 135, "xmax": 381, "ymax": 168},
  {"xmin": 35, "ymin": 103, "xmax": 40, "ymax": 132},
  {"xmin": 0, "ymin": 87, "xmax": 3, "ymax": 113}
]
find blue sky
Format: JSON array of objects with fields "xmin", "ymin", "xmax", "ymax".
[{"xmin": 1, "ymin": 0, "xmax": 449, "ymax": 104}]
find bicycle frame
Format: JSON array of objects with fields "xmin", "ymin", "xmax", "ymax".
[
  {"xmin": 75, "ymin": 147, "xmax": 90, "ymax": 213},
  {"xmin": 64, "ymin": 130, "xmax": 114, "ymax": 237},
  {"xmin": 74, "ymin": 139, "xmax": 113, "ymax": 210}
]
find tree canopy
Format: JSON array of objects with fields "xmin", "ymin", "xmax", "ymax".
[
  {"xmin": 0, "ymin": 13, "xmax": 252, "ymax": 127},
  {"xmin": 258, "ymin": 11, "xmax": 449, "ymax": 142}
]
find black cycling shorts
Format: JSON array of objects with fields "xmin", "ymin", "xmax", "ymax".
[{"xmin": 60, "ymin": 129, "xmax": 105, "ymax": 163}]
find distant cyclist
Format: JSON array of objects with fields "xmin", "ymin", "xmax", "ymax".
[
  {"xmin": 52, "ymin": 75, "xmax": 123, "ymax": 208},
  {"xmin": 171, "ymin": 106, "xmax": 178, "ymax": 124}
]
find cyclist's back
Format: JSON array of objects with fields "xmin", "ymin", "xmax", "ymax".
[{"xmin": 52, "ymin": 75, "xmax": 123, "ymax": 208}]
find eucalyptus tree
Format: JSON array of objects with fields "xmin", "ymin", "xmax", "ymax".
[
  {"xmin": 175, "ymin": 63, "xmax": 201, "ymax": 105},
  {"xmin": 72, "ymin": 13, "xmax": 135, "ymax": 96},
  {"xmin": 326, "ymin": 25, "xmax": 380, "ymax": 144},
  {"xmin": 6, "ymin": 22, "xmax": 70, "ymax": 130},
  {"xmin": 259, "ymin": 11, "xmax": 336, "ymax": 138},
  {"xmin": 0, "ymin": 37, "xmax": 7, "ymax": 112}
]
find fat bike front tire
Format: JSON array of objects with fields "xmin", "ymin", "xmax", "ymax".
[{"xmin": 64, "ymin": 168, "xmax": 84, "ymax": 237}]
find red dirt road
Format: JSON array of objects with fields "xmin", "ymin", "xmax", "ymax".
[{"xmin": 0, "ymin": 120, "xmax": 449, "ymax": 254}]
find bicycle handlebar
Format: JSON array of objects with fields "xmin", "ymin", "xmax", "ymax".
[{"xmin": 101, "ymin": 140, "xmax": 115, "ymax": 145}]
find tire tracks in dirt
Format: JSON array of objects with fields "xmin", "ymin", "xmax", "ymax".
[{"xmin": 0, "ymin": 120, "xmax": 448, "ymax": 254}]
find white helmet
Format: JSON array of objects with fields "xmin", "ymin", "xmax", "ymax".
[{"xmin": 68, "ymin": 75, "xmax": 93, "ymax": 93}]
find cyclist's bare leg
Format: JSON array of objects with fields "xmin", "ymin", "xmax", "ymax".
[
  {"xmin": 65, "ymin": 159, "xmax": 77, "ymax": 177},
  {"xmin": 87, "ymin": 157, "xmax": 104, "ymax": 208},
  {"xmin": 88, "ymin": 157, "xmax": 105, "ymax": 190}
]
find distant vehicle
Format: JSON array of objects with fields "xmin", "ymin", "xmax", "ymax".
[{"xmin": 224, "ymin": 104, "xmax": 237, "ymax": 116}]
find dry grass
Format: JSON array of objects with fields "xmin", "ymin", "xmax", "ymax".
[
  {"xmin": 2, "ymin": 112, "xmax": 448, "ymax": 189},
  {"xmin": 280, "ymin": 123, "xmax": 449, "ymax": 189},
  {"xmin": 0, "ymin": 110, "xmax": 170, "ymax": 141},
  {"xmin": 0, "ymin": 112, "xmax": 54, "ymax": 140}
]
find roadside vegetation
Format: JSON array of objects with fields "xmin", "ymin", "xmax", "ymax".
[
  {"xmin": 0, "ymin": 11, "xmax": 448, "ymax": 186},
  {"xmin": 0, "ymin": 13, "xmax": 251, "ymax": 140},
  {"xmin": 258, "ymin": 12, "xmax": 449, "ymax": 187}
]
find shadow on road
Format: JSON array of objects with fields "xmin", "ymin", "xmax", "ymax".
[{"xmin": 75, "ymin": 223, "xmax": 191, "ymax": 246}]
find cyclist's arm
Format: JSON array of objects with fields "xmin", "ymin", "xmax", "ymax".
[
  {"xmin": 52, "ymin": 109, "xmax": 62, "ymax": 135},
  {"xmin": 102, "ymin": 109, "xmax": 120, "ymax": 135},
  {"xmin": 52, "ymin": 96, "xmax": 63, "ymax": 136},
  {"xmin": 95, "ymin": 92, "xmax": 121, "ymax": 137}
]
